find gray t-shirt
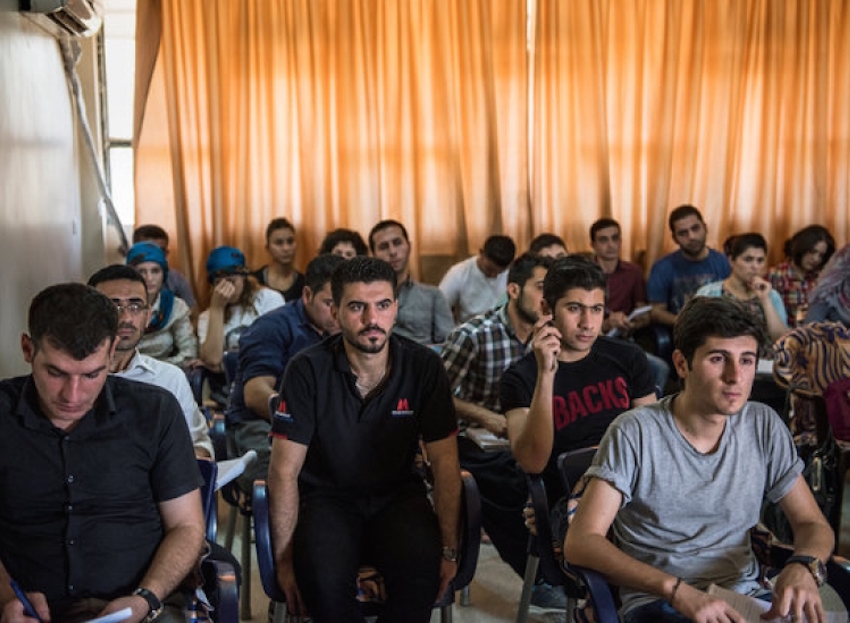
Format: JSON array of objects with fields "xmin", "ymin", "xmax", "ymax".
[{"xmin": 586, "ymin": 396, "xmax": 802, "ymax": 615}]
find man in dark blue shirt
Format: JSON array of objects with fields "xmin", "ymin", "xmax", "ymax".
[{"xmin": 227, "ymin": 253, "xmax": 345, "ymax": 494}]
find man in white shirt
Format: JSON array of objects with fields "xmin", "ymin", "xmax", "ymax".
[
  {"xmin": 89, "ymin": 264, "xmax": 214, "ymax": 458},
  {"xmin": 439, "ymin": 234, "xmax": 516, "ymax": 323}
]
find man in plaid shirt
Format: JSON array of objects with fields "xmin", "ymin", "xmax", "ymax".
[{"xmin": 440, "ymin": 253, "xmax": 558, "ymax": 605}]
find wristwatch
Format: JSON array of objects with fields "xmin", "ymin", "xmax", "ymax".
[
  {"xmin": 785, "ymin": 555, "xmax": 827, "ymax": 587},
  {"xmin": 441, "ymin": 546, "xmax": 459, "ymax": 563},
  {"xmin": 133, "ymin": 587, "xmax": 163, "ymax": 622}
]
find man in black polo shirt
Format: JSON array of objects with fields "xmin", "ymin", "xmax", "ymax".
[
  {"xmin": 0, "ymin": 283, "xmax": 205, "ymax": 623},
  {"xmin": 267, "ymin": 257, "xmax": 462, "ymax": 623}
]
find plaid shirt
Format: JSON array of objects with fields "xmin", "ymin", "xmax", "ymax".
[
  {"xmin": 768, "ymin": 261, "xmax": 819, "ymax": 327},
  {"xmin": 440, "ymin": 303, "xmax": 531, "ymax": 415}
]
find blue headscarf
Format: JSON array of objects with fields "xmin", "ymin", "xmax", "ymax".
[{"xmin": 126, "ymin": 242, "xmax": 174, "ymax": 332}]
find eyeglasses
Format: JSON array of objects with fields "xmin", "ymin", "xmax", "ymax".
[{"xmin": 114, "ymin": 301, "xmax": 148, "ymax": 315}]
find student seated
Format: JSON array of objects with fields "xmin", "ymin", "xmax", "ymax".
[
  {"xmin": 126, "ymin": 241, "xmax": 198, "ymax": 368},
  {"xmin": 528, "ymin": 233, "xmax": 568, "ymax": 259},
  {"xmin": 565, "ymin": 296, "xmax": 836, "ymax": 623},
  {"xmin": 319, "ymin": 228, "xmax": 369, "ymax": 259},
  {"xmin": 253, "ymin": 217, "xmax": 304, "ymax": 302},
  {"xmin": 196, "ymin": 245, "xmax": 284, "ymax": 373},
  {"xmin": 267, "ymin": 257, "xmax": 462, "ymax": 622},
  {"xmin": 0, "ymin": 283, "xmax": 206, "ymax": 623},
  {"xmin": 805, "ymin": 243, "xmax": 850, "ymax": 327},
  {"xmin": 439, "ymin": 234, "xmax": 517, "ymax": 323},
  {"xmin": 696, "ymin": 233, "xmax": 789, "ymax": 344},
  {"xmin": 768, "ymin": 224, "xmax": 835, "ymax": 327},
  {"xmin": 132, "ymin": 224, "xmax": 198, "ymax": 312}
]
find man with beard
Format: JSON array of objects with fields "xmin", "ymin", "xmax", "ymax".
[
  {"xmin": 266, "ymin": 257, "xmax": 462, "ymax": 623},
  {"xmin": 368, "ymin": 219, "xmax": 454, "ymax": 345},
  {"xmin": 648, "ymin": 205, "xmax": 730, "ymax": 327},
  {"xmin": 502, "ymin": 255, "xmax": 656, "ymax": 544},
  {"xmin": 439, "ymin": 253, "xmax": 558, "ymax": 604},
  {"xmin": 88, "ymin": 264, "xmax": 214, "ymax": 458}
]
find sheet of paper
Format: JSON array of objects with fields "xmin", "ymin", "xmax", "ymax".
[
  {"xmin": 465, "ymin": 427, "xmax": 510, "ymax": 451},
  {"xmin": 756, "ymin": 358, "xmax": 774, "ymax": 376},
  {"xmin": 707, "ymin": 584, "xmax": 846, "ymax": 623},
  {"xmin": 606, "ymin": 305, "xmax": 653, "ymax": 337},
  {"xmin": 83, "ymin": 607, "xmax": 133, "ymax": 623}
]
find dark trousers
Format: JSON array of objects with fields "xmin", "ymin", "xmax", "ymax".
[
  {"xmin": 458, "ymin": 436, "xmax": 529, "ymax": 577},
  {"xmin": 293, "ymin": 486, "xmax": 441, "ymax": 623}
]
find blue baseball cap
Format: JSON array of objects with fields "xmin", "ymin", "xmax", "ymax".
[{"xmin": 206, "ymin": 246, "xmax": 249, "ymax": 283}]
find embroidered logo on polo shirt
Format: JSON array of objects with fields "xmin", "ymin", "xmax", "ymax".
[
  {"xmin": 392, "ymin": 398, "xmax": 414, "ymax": 417},
  {"xmin": 273, "ymin": 401, "xmax": 294, "ymax": 423}
]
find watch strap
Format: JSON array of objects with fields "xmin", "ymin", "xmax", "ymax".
[
  {"xmin": 133, "ymin": 587, "xmax": 163, "ymax": 621},
  {"xmin": 441, "ymin": 546, "xmax": 458, "ymax": 562},
  {"xmin": 785, "ymin": 555, "xmax": 827, "ymax": 586}
]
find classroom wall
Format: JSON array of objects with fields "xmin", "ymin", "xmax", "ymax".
[{"xmin": 0, "ymin": 6, "xmax": 106, "ymax": 377}]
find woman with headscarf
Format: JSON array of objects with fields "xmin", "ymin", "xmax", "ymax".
[
  {"xmin": 126, "ymin": 241, "xmax": 198, "ymax": 367},
  {"xmin": 805, "ymin": 243, "xmax": 850, "ymax": 327}
]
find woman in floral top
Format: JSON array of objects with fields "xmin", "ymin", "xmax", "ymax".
[{"xmin": 768, "ymin": 224, "xmax": 835, "ymax": 326}]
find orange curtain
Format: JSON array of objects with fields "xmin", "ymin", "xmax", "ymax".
[
  {"xmin": 135, "ymin": 0, "xmax": 527, "ymax": 298},
  {"xmin": 135, "ymin": 0, "xmax": 850, "ymax": 301},
  {"xmin": 531, "ymin": 0, "xmax": 850, "ymax": 267}
]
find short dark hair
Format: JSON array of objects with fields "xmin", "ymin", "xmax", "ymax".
[
  {"xmin": 28, "ymin": 283, "xmax": 118, "ymax": 360},
  {"xmin": 319, "ymin": 229, "xmax": 369, "ymax": 256},
  {"xmin": 785, "ymin": 225, "xmax": 835, "ymax": 270},
  {"xmin": 528, "ymin": 233, "xmax": 566, "ymax": 255},
  {"xmin": 87, "ymin": 264, "xmax": 147, "ymax": 290},
  {"xmin": 673, "ymin": 296, "xmax": 766, "ymax": 367},
  {"xmin": 723, "ymin": 233, "xmax": 767, "ymax": 259},
  {"xmin": 508, "ymin": 253, "xmax": 552, "ymax": 288},
  {"xmin": 590, "ymin": 218, "xmax": 620, "ymax": 242},
  {"xmin": 543, "ymin": 255, "xmax": 607, "ymax": 311},
  {"xmin": 304, "ymin": 253, "xmax": 347, "ymax": 293},
  {"xmin": 482, "ymin": 235, "xmax": 516, "ymax": 268},
  {"xmin": 331, "ymin": 256, "xmax": 397, "ymax": 306},
  {"xmin": 265, "ymin": 217, "xmax": 295, "ymax": 242},
  {"xmin": 668, "ymin": 204, "xmax": 704, "ymax": 233},
  {"xmin": 368, "ymin": 220, "xmax": 409, "ymax": 253},
  {"xmin": 133, "ymin": 224, "xmax": 168, "ymax": 244}
]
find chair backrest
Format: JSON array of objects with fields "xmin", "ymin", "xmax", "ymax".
[
  {"xmin": 252, "ymin": 480, "xmax": 287, "ymax": 602},
  {"xmin": 196, "ymin": 457, "xmax": 218, "ymax": 542},
  {"xmin": 557, "ymin": 447, "xmax": 598, "ymax": 494}
]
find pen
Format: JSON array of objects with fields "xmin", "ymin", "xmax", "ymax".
[{"xmin": 9, "ymin": 580, "xmax": 43, "ymax": 623}]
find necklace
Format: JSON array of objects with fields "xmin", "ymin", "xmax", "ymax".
[{"xmin": 355, "ymin": 368, "xmax": 386, "ymax": 397}]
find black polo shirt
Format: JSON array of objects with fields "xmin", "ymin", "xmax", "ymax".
[
  {"xmin": 0, "ymin": 375, "xmax": 202, "ymax": 607},
  {"xmin": 272, "ymin": 334, "xmax": 458, "ymax": 496}
]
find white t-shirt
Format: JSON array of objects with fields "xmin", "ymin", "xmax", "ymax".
[
  {"xmin": 438, "ymin": 256, "xmax": 507, "ymax": 323},
  {"xmin": 197, "ymin": 287, "xmax": 285, "ymax": 350}
]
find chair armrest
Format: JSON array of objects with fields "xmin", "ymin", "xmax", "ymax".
[
  {"xmin": 186, "ymin": 366, "xmax": 207, "ymax": 407},
  {"xmin": 452, "ymin": 470, "xmax": 482, "ymax": 591},
  {"xmin": 565, "ymin": 564, "xmax": 619, "ymax": 623},
  {"xmin": 202, "ymin": 558, "xmax": 239, "ymax": 623},
  {"xmin": 252, "ymin": 480, "xmax": 287, "ymax": 603}
]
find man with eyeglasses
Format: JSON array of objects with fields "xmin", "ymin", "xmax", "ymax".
[
  {"xmin": 501, "ymin": 256, "xmax": 657, "ymax": 527},
  {"xmin": 88, "ymin": 264, "xmax": 214, "ymax": 458}
]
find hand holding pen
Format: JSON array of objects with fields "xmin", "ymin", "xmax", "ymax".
[{"xmin": 6, "ymin": 580, "xmax": 47, "ymax": 623}]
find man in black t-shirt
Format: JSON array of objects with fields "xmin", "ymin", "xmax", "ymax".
[
  {"xmin": 267, "ymin": 257, "xmax": 462, "ymax": 623},
  {"xmin": 502, "ymin": 256, "xmax": 656, "ymax": 497}
]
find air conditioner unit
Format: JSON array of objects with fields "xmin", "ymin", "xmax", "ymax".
[{"xmin": 20, "ymin": 0, "xmax": 103, "ymax": 38}]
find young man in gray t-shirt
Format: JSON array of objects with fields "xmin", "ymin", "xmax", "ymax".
[{"xmin": 565, "ymin": 296, "xmax": 834, "ymax": 623}]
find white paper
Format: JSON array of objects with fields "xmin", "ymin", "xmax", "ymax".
[
  {"xmin": 215, "ymin": 450, "xmax": 258, "ymax": 491},
  {"xmin": 756, "ymin": 358, "xmax": 774, "ymax": 376},
  {"xmin": 606, "ymin": 305, "xmax": 653, "ymax": 337},
  {"xmin": 84, "ymin": 607, "xmax": 133, "ymax": 623},
  {"xmin": 707, "ymin": 584, "xmax": 846, "ymax": 623},
  {"xmin": 465, "ymin": 427, "xmax": 510, "ymax": 451}
]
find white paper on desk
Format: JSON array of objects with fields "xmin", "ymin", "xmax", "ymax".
[
  {"xmin": 606, "ymin": 305, "xmax": 653, "ymax": 338},
  {"xmin": 756, "ymin": 358, "xmax": 774, "ymax": 376},
  {"xmin": 83, "ymin": 607, "xmax": 132, "ymax": 623},
  {"xmin": 465, "ymin": 427, "xmax": 510, "ymax": 451},
  {"xmin": 707, "ymin": 584, "xmax": 846, "ymax": 623}
]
